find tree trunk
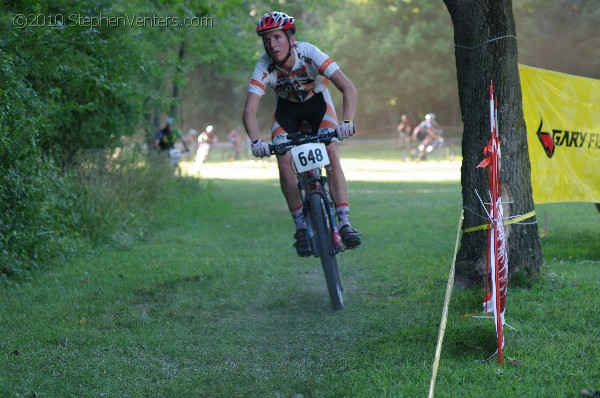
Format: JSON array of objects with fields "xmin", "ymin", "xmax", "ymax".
[
  {"xmin": 443, "ymin": 0, "xmax": 543, "ymax": 288},
  {"xmin": 170, "ymin": 41, "xmax": 186, "ymax": 122}
]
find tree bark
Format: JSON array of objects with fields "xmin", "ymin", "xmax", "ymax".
[
  {"xmin": 443, "ymin": 0, "xmax": 543, "ymax": 288},
  {"xmin": 170, "ymin": 40, "xmax": 186, "ymax": 122}
]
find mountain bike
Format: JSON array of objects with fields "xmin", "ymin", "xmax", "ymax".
[{"xmin": 270, "ymin": 129, "xmax": 345, "ymax": 310}]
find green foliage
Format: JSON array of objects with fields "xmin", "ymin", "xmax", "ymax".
[
  {"xmin": 514, "ymin": 0, "xmax": 600, "ymax": 79},
  {"xmin": 2, "ymin": 1, "xmax": 159, "ymax": 161},
  {"xmin": 0, "ymin": 13, "xmax": 173, "ymax": 275},
  {"xmin": 0, "ymin": 49, "xmax": 76, "ymax": 275},
  {"xmin": 0, "ymin": 113, "xmax": 174, "ymax": 276},
  {"xmin": 0, "ymin": 1, "xmax": 194, "ymax": 275},
  {"xmin": 70, "ymin": 146, "xmax": 174, "ymax": 245},
  {"xmin": 300, "ymin": 0, "xmax": 458, "ymax": 129}
]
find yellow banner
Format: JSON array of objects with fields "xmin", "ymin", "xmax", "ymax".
[{"xmin": 520, "ymin": 64, "xmax": 600, "ymax": 204}]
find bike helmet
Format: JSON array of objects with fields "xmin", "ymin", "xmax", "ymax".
[
  {"xmin": 425, "ymin": 113, "xmax": 436, "ymax": 121},
  {"xmin": 256, "ymin": 11, "xmax": 296, "ymax": 36}
]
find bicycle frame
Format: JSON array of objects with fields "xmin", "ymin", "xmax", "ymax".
[
  {"xmin": 271, "ymin": 130, "xmax": 344, "ymax": 255},
  {"xmin": 297, "ymin": 166, "xmax": 343, "ymax": 255},
  {"xmin": 270, "ymin": 129, "xmax": 345, "ymax": 309}
]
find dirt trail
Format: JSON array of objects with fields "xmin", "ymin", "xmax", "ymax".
[{"xmin": 182, "ymin": 158, "xmax": 461, "ymax": 182}]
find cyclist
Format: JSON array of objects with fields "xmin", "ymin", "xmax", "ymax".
[
  {"xmin": 154, "ymin": 117, "xmax": 183, "ymax": 151},
  {"xmin": 242, "ymin": 11, "xmax": 361, "ymax": 256},
  {"xmin": 227, "ymin": 126, "xmax": 242, "ymax": 161},
  {"xmin": 396, "ymin": 113, "xmax": 414, "ymax": 150},
  {"xmin": 396, "ymin": 114, "xmax": 413, "ymax": 141},
  {"xmin": 195, "ymin": 125, "xmax": 216, "ymax": 170},
  {"xmin": 154, "ymin": 117, "xmax": 189, "ymax": 174},
  {"xmin": 411, "ymin": 113, "xmax": 443, "ymax": 160}
]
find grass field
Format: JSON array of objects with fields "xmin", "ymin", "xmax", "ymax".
[{"xmin": 1, "ymin": 155, "xmax": 598, "ymax": 397}]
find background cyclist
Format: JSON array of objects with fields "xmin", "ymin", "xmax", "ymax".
[
  {"xmin": 154, "ymin": 117, "xmax": 182, "ymax": 151},
  {"xmin": 411, "ymin": 113, "xmax": 443, "ymax": 160}
]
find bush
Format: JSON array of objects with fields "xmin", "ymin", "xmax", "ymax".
[
  {"xmin": 0, "ymin": 5, "xmax": 166, "ymax": 277},
  {"xmin": 0, "ymin": 137, "xmax": 177, "ymax": 277},
  {"xmin": 71, "ymin": 144, "xmax": 174, "ymax": 246},
  {"xmin": 0, "ymin": 53, "xmax": 173, "ymax": 275},
  {"xmin": 0, "ymin": 56, "xmax": 79, "ymax": 275}
]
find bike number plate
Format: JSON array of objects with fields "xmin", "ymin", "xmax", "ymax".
[{"xmin": 291, "ymin": 143, "xmax": 329, "ymax": 173}]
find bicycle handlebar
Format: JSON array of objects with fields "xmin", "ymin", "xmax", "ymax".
[{"xmin": 269, "ymin": 129, "xmax": 340, "ymax": 156}]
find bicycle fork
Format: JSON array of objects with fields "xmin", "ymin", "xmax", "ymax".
[
  {"xmin": 299, "ymin": 168, "xmax": 343, "ymax": 254},
  {"xmin": 321, "ymin": 176, "xmax": 343, "ymax": 251}
]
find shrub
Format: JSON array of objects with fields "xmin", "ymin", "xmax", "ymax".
[
  {"xmin": 0, "ymin": 56, "xmax": 79, "ymax": 275},
  {"xmin": 71, "ymin": 144, "xmax": 174, "ymax": 246}
]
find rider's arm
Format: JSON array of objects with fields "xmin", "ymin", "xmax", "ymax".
[
  {"xmin": 242, "ymin": 92, "xmax": 263, "ymax": 142},
  {"xmin": 329, "ymin": 69, "xmax": 357, "ymax": 122}
]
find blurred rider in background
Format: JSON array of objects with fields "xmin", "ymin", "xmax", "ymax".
[
  {"xmin": 154, "ymin": 117, "xmax": 188, "ymax": 175},
  {"xmin": 195, "ymin": 125, "xmax": 216, "ymax": 171},
  {"xmin": 411, "ymin": 113, "xmax": 443, "ymax": 161},
  {"xmin": 227, "ymin": 126, "xmax": 242, "ymax": 161},
  {"xmin": 396, "ymin": 113, "xmax": 414, "ymax": 150},
  {"xmin": 154, "ymin": 117, "xmax": 182, "ymax": 151},
  {"xmin": 396, "ymin": 114, "xmax": 413, "ymax": 142},
  {"xmin": 242, "ymin": 11, "xmax": 361, "ymax": 256}
]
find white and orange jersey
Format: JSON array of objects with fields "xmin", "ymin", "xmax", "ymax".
[{"xmin": 248, "ymin": 41, "xmax": 340, "ymax": 103}]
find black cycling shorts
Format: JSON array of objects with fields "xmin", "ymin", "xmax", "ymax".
[{"xmin": 274, "ymin": 92, "xmax": 327, "ymax": 135}]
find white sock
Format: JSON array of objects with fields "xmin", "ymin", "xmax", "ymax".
[
  {"xmin": 336, "ymin": 204, "xmax": 350, "ymax": 229},
  {"xmin": 291, "ymin": 206, "xmax": 306, "ymax": 230}
]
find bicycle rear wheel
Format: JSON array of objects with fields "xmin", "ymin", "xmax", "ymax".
[{"xmin": 308, "ymin": 193, "xmax": 343, "ymax": 310}]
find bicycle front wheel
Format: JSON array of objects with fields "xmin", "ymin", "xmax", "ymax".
[{"xmin": 308, "ymin": 193, "xmax": 343, "ymax": 310}]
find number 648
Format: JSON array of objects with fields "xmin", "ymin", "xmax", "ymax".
[{"xmin": 297, "ymin": 148, "xmax": 324, "ymax": 167}]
